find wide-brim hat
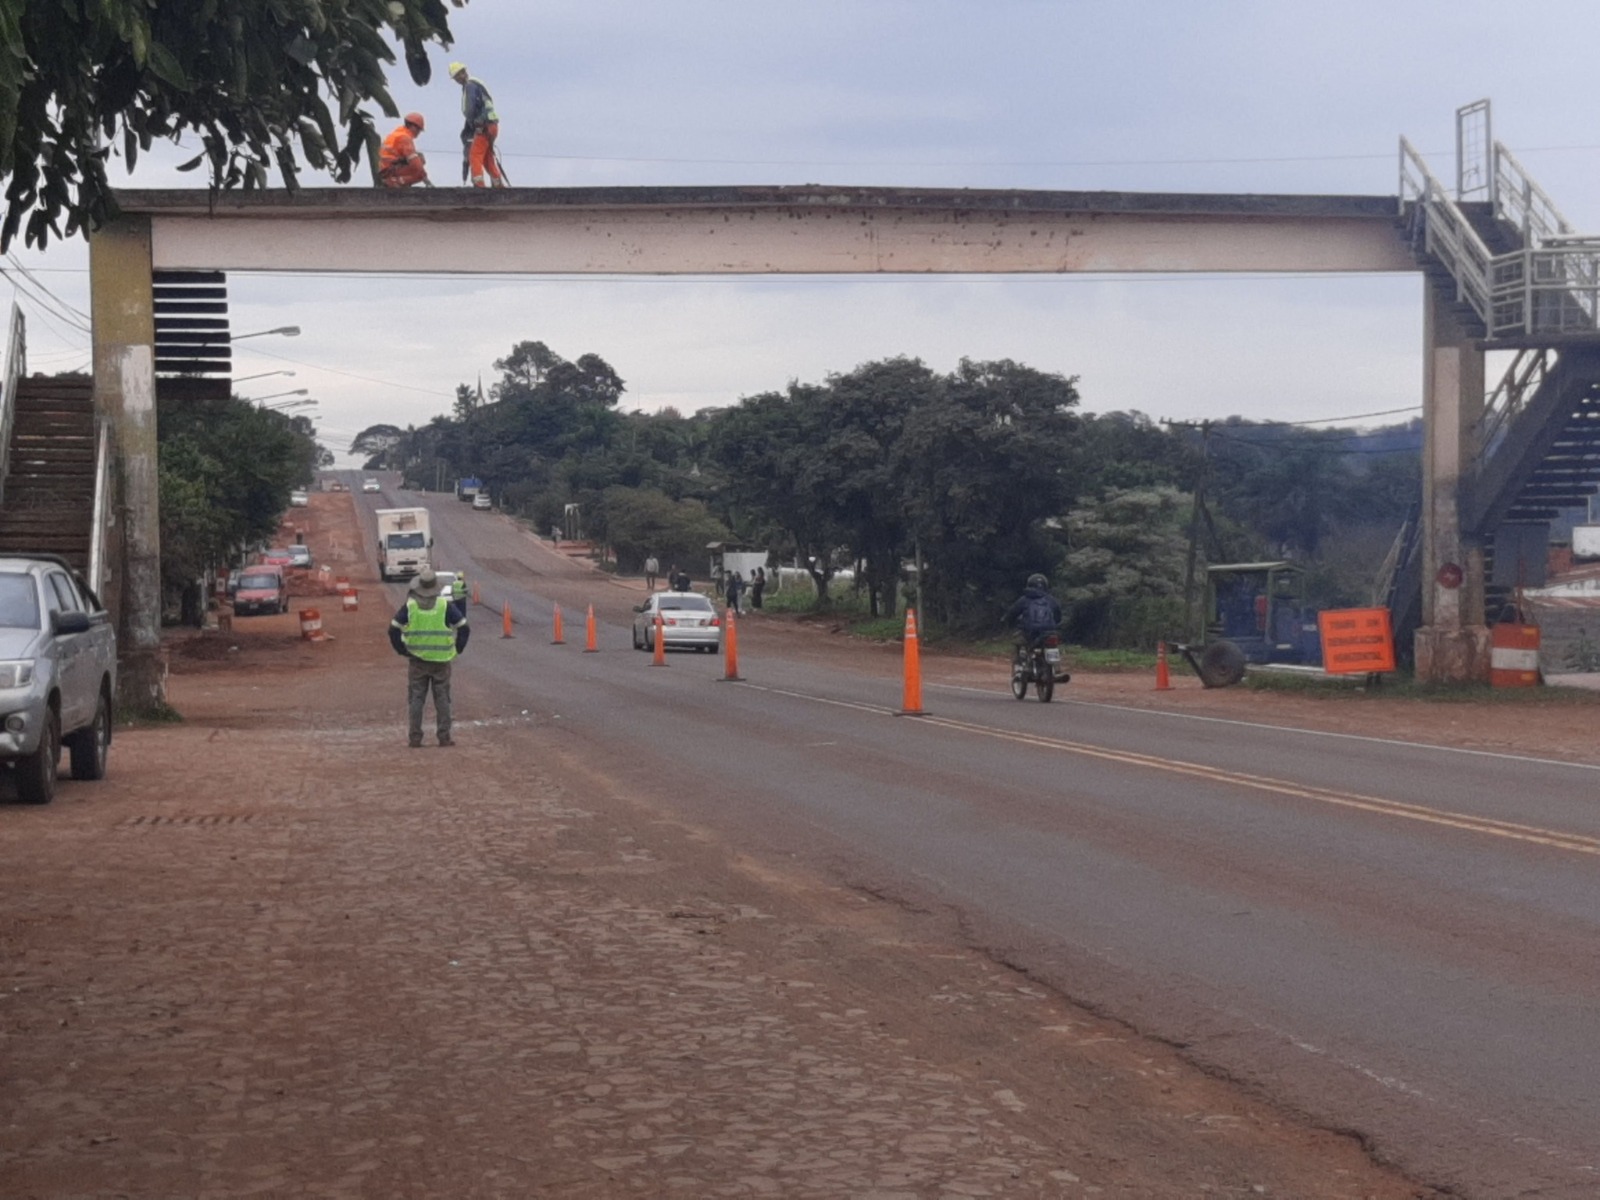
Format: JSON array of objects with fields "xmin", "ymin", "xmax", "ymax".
[{"xmin": 410, "ymin": 569, "xmax": 443, "ymax": 598}]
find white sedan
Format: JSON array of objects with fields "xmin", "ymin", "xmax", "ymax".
[
  {"xmin": 632, "ymin": 591, "xmax": 721, "ymax": 653},
  {"xmin": 362, "ymin": 479, "xmax": 381, "ymax": 493}
]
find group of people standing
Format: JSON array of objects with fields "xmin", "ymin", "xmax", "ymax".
[
  {"xmin": 378, "ymin": 60, "xmax": 506, "ymax": 189},
  {"xmin": 641, "ymin": 554, "xmax": 765, "ymax": 613},
  {"xmin": 720, "ymin": 568, "xmax": 765, "ymax": 614}
]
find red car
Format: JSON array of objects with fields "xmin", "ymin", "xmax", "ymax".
[{"xmin": 258, "ymin": 548, "xmax": 296, "ymax": 568}]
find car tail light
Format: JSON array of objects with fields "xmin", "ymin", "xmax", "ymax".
[{"xmin": 710, "ymin": 616, "xmax": 721, "ymax": 627}]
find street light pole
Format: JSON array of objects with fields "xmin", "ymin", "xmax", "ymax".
[
  {"xmin": 230, "ymin": 325, "xmax": 301, "ymax": 341},
  {"xmin": 234, "ymin": 369, "xmax": 296, "ymax": 384},
  {"xmin": 249, "ymin": 388, "xmax": 310, "ymax": 405}
]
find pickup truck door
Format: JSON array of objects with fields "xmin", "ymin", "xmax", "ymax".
[{"xmin": 43, "ymin": 571, "xmax": 87, "ymax": 730}]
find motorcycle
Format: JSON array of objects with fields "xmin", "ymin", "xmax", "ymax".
[{"xmin": 1011, "ymin": 631, "xmax": 1068, "ymax": 702}]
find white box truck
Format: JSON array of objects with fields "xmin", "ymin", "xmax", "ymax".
[{"xmin": 375, "ymin": 507, "xmax": 433, "ymax": 582}]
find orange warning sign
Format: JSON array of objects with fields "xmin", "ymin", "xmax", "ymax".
[{"xmin": 1317, "ymin": 607, "xmax": 1396, "ymax": 675}]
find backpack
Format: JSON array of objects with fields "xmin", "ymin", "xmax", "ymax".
[{"xmin": 1022, "ymin": 593, "xmax": 1056, "ymax": 632}]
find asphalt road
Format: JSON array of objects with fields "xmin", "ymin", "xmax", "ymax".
[{"xmin": 350, "ymin": 472, "xmax": 1600, "ymax": 1200}]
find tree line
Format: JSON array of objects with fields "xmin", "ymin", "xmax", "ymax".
[{"xmin": 352, "ymin": 339, "xmax": 1421, "ymax": 647}]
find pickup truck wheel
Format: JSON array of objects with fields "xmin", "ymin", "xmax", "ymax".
[
  {"xmin": 69, "ymin": 690, "xmax": 110, "ymax": 781},
  {"xmin": 16, "ymin": 708, "xmax": 60, "ymax": 805}
]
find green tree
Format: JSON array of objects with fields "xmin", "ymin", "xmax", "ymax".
[
  {"xmin": 1059, "ymin": 486, "xmax": 1191, "ymax": 649},
  {"xmin": 2, "ymin": 0, "xmax": 468, "ymax": 250}
]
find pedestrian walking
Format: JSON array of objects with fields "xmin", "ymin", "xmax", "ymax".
[
  {"xmin": 644, "ymin": 554, "xmax": 659, "ymax": 591},
  {"xmin": 389, "ymin": 569, "xmax": 471, "ymax": 747},
  {"xmin": 724, "ymin": 570, "xmax": 746, "ymax": 615},
  {"xmin": 750, "ymin": 566, "xmax": 766, "ymax": 610},
  {"xmin": 449, "ymin": 61, "xmax": 506, "ymax": 188}
]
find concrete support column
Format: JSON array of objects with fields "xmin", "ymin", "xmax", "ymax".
[
  {"xmin": 90, "ymin": 216, "xmax": 165, "ymax": 712},
  {"xmin": 1415, "ymin": 287, "xmax": 1490, "ymax": 684}
]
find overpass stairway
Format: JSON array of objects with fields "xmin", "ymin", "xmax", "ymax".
[
  {"xmin": 1397, "ymin": 130, "xmax": 1600, "ymax": 626},
  {"xmin": 0, "ymin": 375, "xmax": 98, "ymax": 573}
]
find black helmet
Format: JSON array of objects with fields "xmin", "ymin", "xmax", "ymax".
[{"xmin": 1027, "ymin": 573, "xmax": 1048, "ymax": 590}]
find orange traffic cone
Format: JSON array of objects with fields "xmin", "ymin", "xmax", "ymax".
[
  {"xmin": 897, "ymin": 608, "xmax": 925, "ymax": 716},
  {"xmin": 471, "ymin": 581, "xmax": 481, "ymax": 606},
  {"xmin": 583, "ymin": 604, "xmax": 598, "ymax": 653},
  {"xmin": 501, "ymin": 601, "xmax": 514, "ymax": 639},
  {"xmin": 1155, "ymin": 641, "xmax": 1172, "ymax": 691},
  {"xmin": 719, "ymin": 608, "xmax": 744, "ymax": 681},
  {"xmin": 551, "ymin": 603, "xmax": 565, "ymax": 644},
  {"xmin": 652, "ymin": 614, "xmax": 666, "ymax": 666}
]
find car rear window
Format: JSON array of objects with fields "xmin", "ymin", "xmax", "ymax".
[
  {"xmin": 659, "ymin": 596, "xmax": 713, "ymax": 612},
  {"xmin": 238, "ymin": 572, "xmax": 280, "ymax": 589},
  {"xmin": 0, "ymin": 574, "xmax": 41, "ymax": 628}
]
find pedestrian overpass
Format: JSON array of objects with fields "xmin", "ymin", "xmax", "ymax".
[{"xmin": 25, "ymin": 102, "xmax": 1600, "ymax": 703}]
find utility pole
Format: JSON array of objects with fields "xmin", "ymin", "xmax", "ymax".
[{"xmin": 1168, "ymin": 419, "xmax": 1213, "ymax": 641}]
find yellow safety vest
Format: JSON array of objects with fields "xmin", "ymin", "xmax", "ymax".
[{"xmin": 403, "ymin": 598, "xmax": 457, "ymax": 662}]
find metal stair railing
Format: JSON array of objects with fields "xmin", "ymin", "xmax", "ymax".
[
  {"xmin": 1399, "ymin": 137, "xmax": 1495, "ymax": 331},
  {"xmin": 1478, "ymin": 346, "xmax": 1553, "ymax": 458},
  {"xmin": 88, "ymin": 418, "xmax": 111, "ymax": 597},
  {"xmin": 1486, "ymin": 141, "xmax": 1600, "ymax": 338},
  {"xmin": 0, "ymin": 303, "xmax": 23, "ymax": 504},
  {"xmin": 1401, "ymin": 132, "xmax": 1600, "ymax": 340}
]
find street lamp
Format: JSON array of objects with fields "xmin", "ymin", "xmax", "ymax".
[
  {"xmin": 230, "ymin": 325, "xmax": 301, "ymax": 341},
  {"xmin": 250, "ymin": 388, "xmax": 310, "ymax": 405},
  {"xmin": 234, "ymin": 369, "xmax": 296, "ymax": 384},
  {"xmin": 265, "ymin": 398, "xmax": 318, "ymax": 412}
]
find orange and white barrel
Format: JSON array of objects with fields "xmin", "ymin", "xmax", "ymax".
[
  {"xmin": 341, "ymin": 590, "xmax": 359, "ymax": 612},
  {"xmin": 299, "ymin": 608, "xmax": 324, "ymax": 641},
  {"xmin": 334, "ymin": 577, "xmax": 352, "ymax": 595},
  {"xmin": 1490, "ymin": 621, "xmax": 1540, "ymax": 687}
]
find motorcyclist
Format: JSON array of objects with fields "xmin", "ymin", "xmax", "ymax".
[{"xmin": 1004, "ymin": 573, "xmax": 1066, "ymax": 677}]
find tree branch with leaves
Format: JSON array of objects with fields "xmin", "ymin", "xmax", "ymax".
[{"xmin": 0, "ymin": 0, "xmax": 469, "ymax": 250}]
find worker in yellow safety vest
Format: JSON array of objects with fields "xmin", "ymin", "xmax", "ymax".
[
  {"xmin": 388, "ymin": 569, "xmax": 470, "ymax": 747},
  {"xmin": 449, "ymin": 61, "xmax": 506, "ymax": 187}
]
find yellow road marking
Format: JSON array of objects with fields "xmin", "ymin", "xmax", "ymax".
[
  {"xmin": 754, "ymin": 684, "xmax": 1600, "ymax": 857},
  {"xmin": 914, "ymin": 713, "xmax": 1600, "ymax": 857}
]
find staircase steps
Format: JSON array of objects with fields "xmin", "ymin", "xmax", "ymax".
[{"xmin": 0, "ymin": 375, "xmax": 97, "ymax": 571}]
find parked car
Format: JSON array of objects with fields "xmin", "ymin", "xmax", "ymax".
[
  {"xmin": 0, "ymin": 554, "xmax": 117, "ymax": 804},
  {"xmin": 232, "ymin": 565, "xmax": 288, "ymax": 616},
  {"xmin": 289, "ymin": 489, "xmax": 309, "ymax": 507},
  {"xmin": 258, "ymin": 548, "xmax": 295, "ymax": 568},
  {"xmin": 362, "ymin": 479, "xmax": 381, "ymax": 493},
  {"xmin": 632, "ymin": 591, "xmax": 721, "ymax": 653},
  {"xmin": 471, "ymin": 493, "xmax": 492, "ymax": 511},
  {"xmin": 286, "ymin": 544, "xmax": 313, "ymax": 569}
]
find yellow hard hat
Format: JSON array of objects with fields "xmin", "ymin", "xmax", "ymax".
[{"xmin": 448, "ymin": 61, "xmax": 467, "ymax": 78}]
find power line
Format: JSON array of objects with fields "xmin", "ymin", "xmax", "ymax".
[
  {"xmin": 1246, "ymin": 405, "xmax": 1420, "ymax": 427},
  {"xmin": 5, "ymin": 254, "xmax": 89, "ymax": 325}
]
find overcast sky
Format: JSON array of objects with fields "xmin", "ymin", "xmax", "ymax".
[{"xmin": 11, "ymin": 1, "xmax": 1600, "ymax": 463}]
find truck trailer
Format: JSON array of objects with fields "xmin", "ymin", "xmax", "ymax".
[{"xmin": 375, "ymin": 507, "xmax": 433, "ymax": 582}]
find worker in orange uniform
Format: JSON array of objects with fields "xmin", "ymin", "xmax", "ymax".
[
  {"xmin": 379, "ymin": 113, "xmax": 431, "ymax": 188},
  {"xmin": 449, "ymin": 61, "xmax": 507, "ymax": 187}
]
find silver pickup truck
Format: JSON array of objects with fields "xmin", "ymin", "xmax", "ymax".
[{"xmin": 0, "ymin": 554, "xmax": 117, "ymax": 804}]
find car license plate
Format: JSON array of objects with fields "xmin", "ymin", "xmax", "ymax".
[{"xmin": 1044, "ymin": 648, "xmax": 1061, "ymax": 663}]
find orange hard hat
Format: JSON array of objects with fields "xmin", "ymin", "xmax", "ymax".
[{"xmin": 404, "ymin": 112, "xmax": 426, "ymax": 131}]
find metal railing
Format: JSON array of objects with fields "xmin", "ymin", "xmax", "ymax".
[
  {"xmin": 0, "ymin": 303, "xmax": 23, "ymax": 504},
  {"xmin": 1477, "ymin": 347, "xmax": 1553, "ymax": 456},
  {"xmin": 1399, "ymin": 137, "xmax": 1495, "ymax": 330},
  {"xmin": 88, "ymin": 419, "xmax": 111, "ymax": 596},
  {"xmin": 1492, "ymin": 141, "xmax": 1575, "ymax": 244}
]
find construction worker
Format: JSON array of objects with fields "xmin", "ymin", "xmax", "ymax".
[
  {"xmin": 379, "ymin": 112, "xmax": 430, "ymax": 188},
  {"xmin": 451, "ymin": 570, "xmax": 468, "ymax": 604},
  {"xmin": 449, "ymin": 61, "xmax": 506, "ymax": 187}
]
